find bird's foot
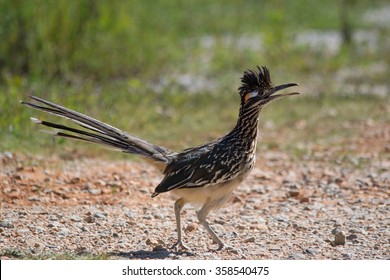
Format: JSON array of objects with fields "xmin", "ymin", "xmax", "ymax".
[{"xmin": 171, "ymin": 240, "xmax": 190, "ymax": 252}]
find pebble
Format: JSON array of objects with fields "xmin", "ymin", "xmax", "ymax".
[
  {"xmin": 332, "ymin": 232, "xmax": 346, "ymax": 246},
  {"xmin": 70, "ymin": 215, "xmax": 82, "ymax": 222},
  {"xmin": 48, "ymin": 222, "xmax": 61, "ymax": 228},
  {"xmin": 324, "ymin": 183, "xmax": 340, "ymax": 196},
  {"xmin": 12, "ymin": 174, "xmax": 22, "ymax": 180},
  {"xmin": 84, "ymin": 216, "xmax": 95, "ymax": 223},
  {"xmin": 346, "ymin": 234, "xmax": 358, "ymax": 240},
  {"xmin": 341, "ymin": 253, "xmax": 352, "ymax": 259},
  {"xmin": 93, "ymin": 211, "xmax": 107, "ymax": 219},
  {"xmin": 244, "ymin": 237, "xmax": 255, "ymax": 243},
  {"xmin": 0, "ymin": 220, "xmax": 14, "ymax": 228},
  {"xmin": 48, "ymin": 215, "xmax": 58, "ymax": 221},
  {"xmin": 153, "ymin": 213, "xmax": 165, "ymax": 219},
  {"xmin": 34, "ymin": 226, "xmax": 46, "ymax": 233},
  {"xmin": 143, "ymin": 214, "xmax": 153, "ymax": 220},
  {"xmin": 303, "ymin": 248, "xmax": 317, "ymax": 255},
  {"xmin": 289, "ymin": 253, "xmax": 306, "ymax": 260},
  {"xmin": 300, "ymin": 197, "xmax": 310, "ymax": 203},
  {"xmin": 125, "ymin": 211, "xmax": 136, "ymax": 219},
  {"xmin": 146, "ymin": 238, "xmax": 164, "ymax": 246},
  {"xmin": 17, "ymin": 228, "xmax": 30, "ymax": 235},
  {"xmin": 88, "ymin": 188, "xmax": 102, "ymax": 195},
  {"xmin": 185, "ymin": 223, "xmax": 198, "ymax": 233},
  {"xmin": 95, "ymin": 180, "xmax": 107, "ymax": 187},
  {"xmin": 152, "ymin": 245, "xmax": 166, "ymax": 251},
  {"xmin": 268, "ymin": 246, "xmax": 281, "ymax": 251},
  {"xmin": 58, "ymin": 228, "xmax": 70, "ymax": 236}
]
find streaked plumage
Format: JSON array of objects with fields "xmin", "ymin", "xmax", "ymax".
[{"xmin": 21, "ymin": 66, "xmax": 299, "ymax": 250}]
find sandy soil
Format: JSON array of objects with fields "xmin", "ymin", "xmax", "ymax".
[{"xmin": 0, "ymin": 123, "xmax": 389, "ymax": 260}]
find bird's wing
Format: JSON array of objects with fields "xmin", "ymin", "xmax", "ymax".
[{"xmin": 154, "ymin": 142, "xmax": 239, "ymax": 194}]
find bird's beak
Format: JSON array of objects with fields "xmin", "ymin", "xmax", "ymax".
[{"xmin": 266, "ymin": 83, "xmax": 300, "ymax": 101}]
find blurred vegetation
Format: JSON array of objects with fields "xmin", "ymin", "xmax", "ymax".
[{"xmin": 0, "ymin": 0, "xmax": 389, "ymax": 156}]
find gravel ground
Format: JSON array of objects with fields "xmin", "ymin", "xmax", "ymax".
[{"xmin": 0, "ymin": 123, "xmax": 389, "ymax": 260}]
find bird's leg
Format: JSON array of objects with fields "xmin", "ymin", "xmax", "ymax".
[
  {"xmin": 171, "ymin": 198, "xmax": 189, "ymax": 251},
  {"xmin": 197, "ymin": 202, "xmax": 225, "ymax": 250}
]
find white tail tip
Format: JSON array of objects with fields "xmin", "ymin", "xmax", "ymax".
[{"xmin": 30, "ymin": 117, "xmax": 42, "ymax": 124}]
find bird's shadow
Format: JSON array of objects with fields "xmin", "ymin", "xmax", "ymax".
[{"xmin": 109, "ymin": 248, "xmax": 195, "ymax": 260}]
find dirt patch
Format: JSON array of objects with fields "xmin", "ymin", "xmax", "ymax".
[{"xmin": 0, "ymin": 123, "xmax": 389, "ymax": 260}]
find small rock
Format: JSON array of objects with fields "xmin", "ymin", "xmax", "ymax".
[
  {"xmin": 95, "ymin": 180, "xmax": 107, "ymax": 187},
  {"xmin": 0, "ymin": 220, "xmax": 14, "ymax": 228},
  {"xmin": 300, "ymin": 197, "xmax": 310, "ymax": 203},
  {"xmin": 107, "ymin": 181, "xmax": 122, "ymax": 187},
  {"xmin": 332, "ymin": 232, "xmax": 346, "ymax": 246},
  {"xmin": 153, "ymin": 213, "xmax": 165, "ymax": 219},
  {"xmin": 48, "ymin": 221, "xmax": 61, "ymax": 228},
  {"xmin": 228, "ymin": 248, "xmax": 241, "ymax": 254},
  {"xmin": 125, "ymin": 211, "xmax": 136, "ymax": 219},
  {"xmin": 152, "ymin": 245, "xmax": 166, "ymax": 251},
  {"xmin": 69, "ymin": 177, "xmax": 81, "ymax": 184},
  {"xmin": 256, "ymin": 223, "xmax": 269, "ymax": 231},
  {"xmin": 237, "ymin": 224, "xmax": 246, "ymax": 230},
  {"xmin": 34, "ymin": 226, "xmax": 46, "ymax": 233},
  {"xmin": 349, "ymin": 228, "xmax": 364, "ymax": 234},
  {"xmin": 12, "ymin": 174, "xmax": 22, "ymax": 180},
  {"xmin": 93, "ymin": 211, "xmax": 107, "ymax": 219},
  {"xmin": 88, "ymin": 188, "xmax": 102, "ymax": 195},
  {"xmin": 244, "ymin": 237, "xmax": 255, "ymax": 243},
  {"xmin": 185, "ymin": 223, "xmax": 198, "ymax": 233},
  {"xmin": 289, "ymin": 253, "xmax": 306, "ymax": 260},
  {"xmin": 346, "ymin": 234, "xmax": 358, "ymax": 240},
  {"xmin": 143, "ymin": 214, "xmax": 153, "ymax": 220},
  {"xmin": 58, "ymin": 228, "xmax": 70, "ymax": 236},
  {"xmin": 70, "ymin": 215, "xmax": 82, "ymax": 222},
  {"xmin": 48, "ymin": 215, "xmax": 58, "ymax": 221},
  {"xmin": 341, "ymin": 253, "xmax": 352, "ymax": 259},
  {"xmin": 84, "ymin": 216, "xmax": 95, "ymax": 223},
  {"xmin": 288, "ymin": 190, "xmax": 300, "ymax": 197},
  {"xmin": 269, "ymin": 246, "xmax": 281, "ymax": 251},
  {"xmin": 17, "ymin": 228, "xmax": 30, "ymax": 235},
  {"xmin": 214, "ymin": 219, "xmax": 225, "ymax": 225},
  {"xmin": 303, "ymin": 248, "xmax": 317, "ymax": 255},
  {"xmin": 146, "ymin": 238, "xmax": 164, "ymax": 246},
  {"xmin": 324, "ymin": 183, "xmax": 340, "ymax": 196}
]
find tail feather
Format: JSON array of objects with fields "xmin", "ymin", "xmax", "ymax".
[
  {"xmin": 33, "ymin": 118, "xmax": 132, "ymax": 151},
  {"xmin": 21, "ymin": 95, "xmax": 174, "ymax": 163}
]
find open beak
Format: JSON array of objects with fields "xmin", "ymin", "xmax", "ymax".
[{"xmin": 266, "ymin": 83, "xmax": 299, "ymax": 101}]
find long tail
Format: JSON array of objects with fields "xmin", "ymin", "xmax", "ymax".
[{"xmin": 21, "ymin": 95, "xmax": 175, "ymax": 163}]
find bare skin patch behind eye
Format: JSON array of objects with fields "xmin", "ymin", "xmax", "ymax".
[{"xmin": 244, "ymin": 91, "xmax": 258, "ymax": 102}]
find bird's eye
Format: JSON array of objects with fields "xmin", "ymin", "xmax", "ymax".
[{"xmin": 244, "ymin": 91, "xmax": 258, "ymax": 102}]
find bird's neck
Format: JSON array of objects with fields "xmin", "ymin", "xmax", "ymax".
[{"xmin": 230, "ymin": 104, "xmax": 262, "ymax": 148}]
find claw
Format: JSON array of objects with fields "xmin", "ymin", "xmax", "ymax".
[{"xmin": 171, "ymin": 240, "xmax": 190, "ymax": 252}]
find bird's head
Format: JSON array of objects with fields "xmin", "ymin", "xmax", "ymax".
[{"xmin": 238, "ymin": 66, "xmax": 299, "ymax": 107}]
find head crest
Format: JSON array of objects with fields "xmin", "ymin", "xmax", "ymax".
[{"xmin": 238, "ymin": 66, "xmax": 273, "ymax": 96}]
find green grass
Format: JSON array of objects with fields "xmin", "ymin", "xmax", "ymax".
[
  {"xmin": 2, "ymin": 86, "xmax": 387, "ymax": 159},
  {"xmin": 0, "ymin": 0, "xmax": 389, "ymax": 155}
]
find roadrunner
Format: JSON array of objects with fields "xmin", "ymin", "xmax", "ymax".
[{"xmin": 21, "ymin": 66, "xmax": 299, "ymax": 250}]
